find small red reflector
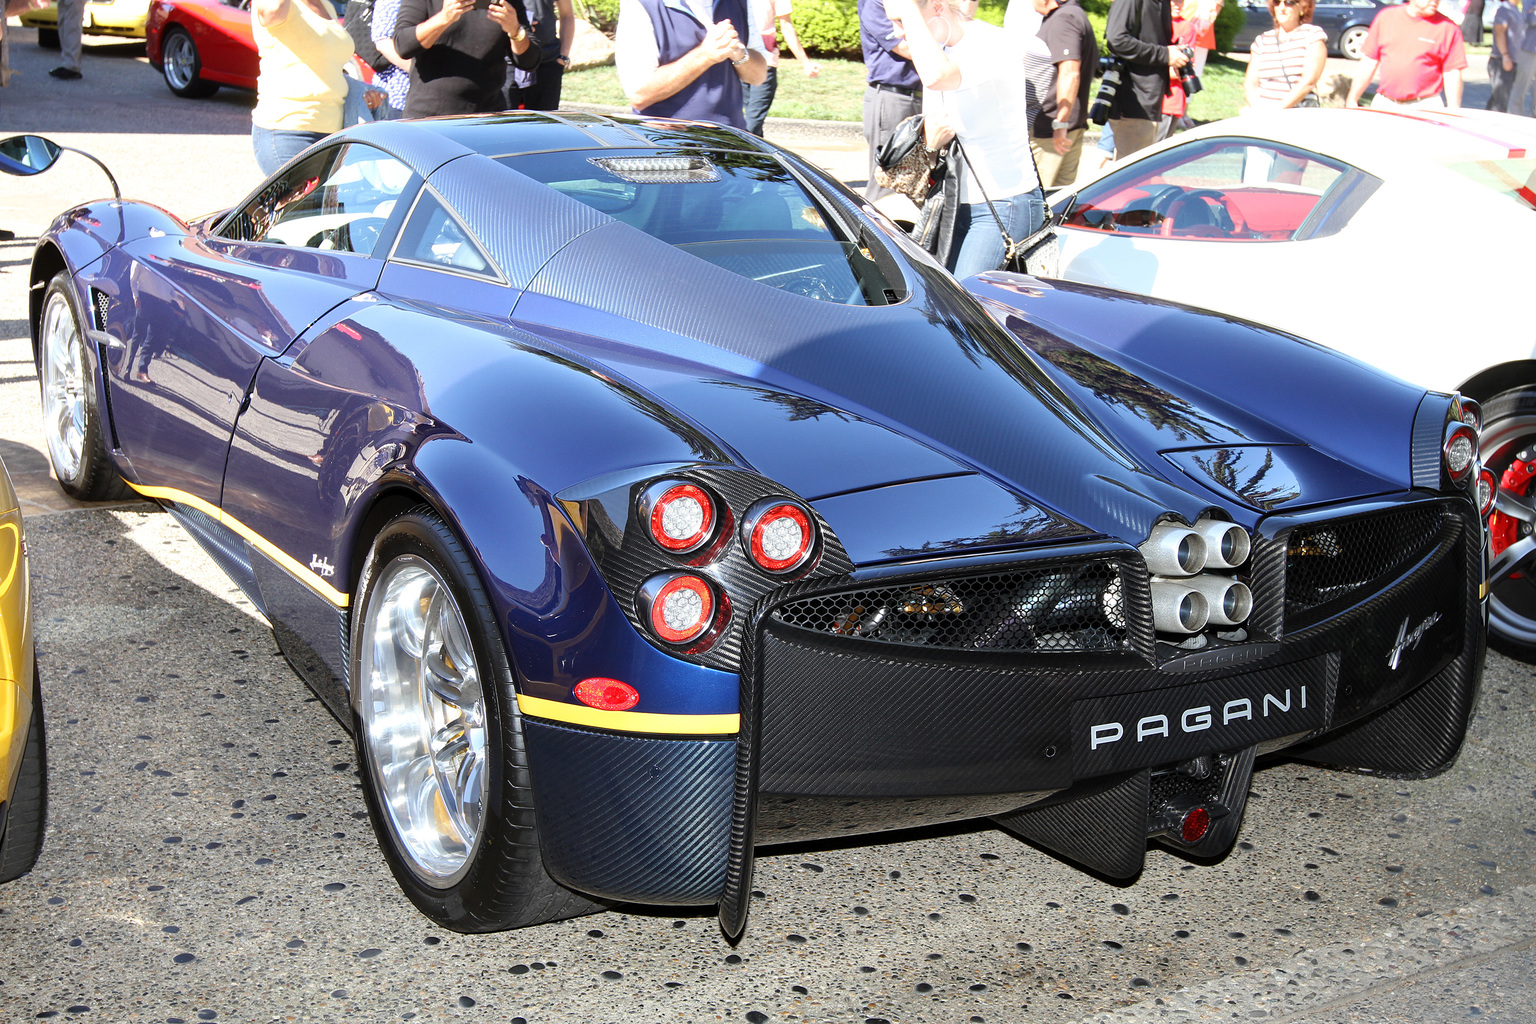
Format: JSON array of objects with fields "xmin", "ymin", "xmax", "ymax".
[
  {"xmin": 574, "ymin": 677, "xmax": 640, "ymax": 712},
  {"xmin": 1181, "ymin": 807, "xmax": 1210, "ymax": 843}
]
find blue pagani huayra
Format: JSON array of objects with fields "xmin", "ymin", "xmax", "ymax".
[{"xmin": 5, "ymin": 116, "xmax": 1487, "ymax": 937}]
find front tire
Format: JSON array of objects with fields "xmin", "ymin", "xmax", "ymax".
[
  {"xmin": 0, "ymin": 665, "xmax": 47, "ymax": 883},
  {"xmin": 1481, "ymin": 387, "xmax": 1536, "ymax": 660},
  {"xmin": 351, "ymin": 507, "xmax": 600, "ymax": 931},
  {"xmin": 160, "ymin": 28, "xmax": 219, "ymax": 98},
  {"xmin": 1339, "ymin": 25, "xmax": 1368, "ymax": 61},
  {"xmin": 37, "ymin": 274, "xmax": 130, "ymax": 502}
]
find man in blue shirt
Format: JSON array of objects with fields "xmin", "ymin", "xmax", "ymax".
[
  {"xmin": 615, "ymin": 0, "xmax": 768, "ymax": 128},
  {"xmin": 859, "ymin": 0, "xmax": 921, "ymax": 200}
]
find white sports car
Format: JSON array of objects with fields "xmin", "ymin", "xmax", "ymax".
[{"xmin": 1048, "ymin": 106, "xmax": 1536, "ymax": 655}]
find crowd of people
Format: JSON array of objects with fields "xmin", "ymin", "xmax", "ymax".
[{"xmin": 8, "ymin": 0, "xmax": 1532, "ymax": 254}]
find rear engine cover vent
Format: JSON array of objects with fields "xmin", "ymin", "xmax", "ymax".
[{"xmin": 772, "ymin": 560, "xmax": 1136, "ymax": 654}]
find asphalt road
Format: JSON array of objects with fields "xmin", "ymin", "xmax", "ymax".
[{"xmin": 0, "ymin": 24, "xmax": 1532, "ymax": 1024}]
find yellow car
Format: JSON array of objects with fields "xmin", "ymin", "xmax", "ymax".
[
  {"xmin": 0, "ymin": 456, "xmax": 44, "ymax": 883},
  {"xmin": 20, "ymin": 0, "xmax": 153, "ymax": 46}
]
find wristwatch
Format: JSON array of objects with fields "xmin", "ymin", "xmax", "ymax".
[
  {"xmin": 556, "ymin": 54, "xmax": 571, "ymax": 65},
  {"xmin": 511, "ymin": 26, "xmax": 527, "ymax": 42},
  {"xmin": 1051, "ymin": 119, "xmax": 1071, "ymax": 131},
  {"xmin": 730, "ymin": 49, "xmax": 750, "ymax": 65}
]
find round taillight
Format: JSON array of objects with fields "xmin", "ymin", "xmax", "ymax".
[
  {"xmin": 1180, "ymin": 806, "xmax": 1210, "ymax": 843},
  {"xmin": 1478, "ymin": 467, "xmax": 1496, "ymax": 517},
  {"xmin": 641, "ymin": 480, "xmax": 716, "ymax": 554},
  {"xmin": 640, "ymin": 572, "xmax": 716, "ymax": 644},
  {"xmin": 1444, "ymin": 424, "xmax": 1478, "ymax": 484},
  {"xmin": 743, "ymin": 499, "xmax": 816, "ymax": 574},
  {"xmin": 1458, "ymin": 397, "xmax": 1482, "ymax": 432},
  {"xmin": 574, "ymin": 677, "xmax": 639, "ymax": 712}
]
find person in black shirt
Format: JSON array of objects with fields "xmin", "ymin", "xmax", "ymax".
[
  {"xmin": 505, "ymin": 0, "xmax": 575, "ymax": 109},
  {"xmin": 395, "ymin": 0, "xmax": 541, "ymax": 117},
  {"xmin": 1022, "ymin": 0, "xmax": 1097, "ymax": 186},
  {"xmin": 1104, "ymin": 0, "xmax": 1187, "ymax": 158}
]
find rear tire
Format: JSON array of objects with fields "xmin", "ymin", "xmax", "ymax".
[
  {"xmin": 37, "ymin": 274, "xmax": 130, "ymax": 502},
  {"xmin": 36, "ymin": 28, "xmax": 59, "ymax": 50},
  {"xmin": 0, "ymin": 664, "xmax": 47, "ymax": 883},
  {"xmin": 160, "ymin": 28, "xmax": 219, "ymax": 98},
  {"xmin": 351, "ymin": 507, "xmax": 601, "ymax": 931},
  {"xmin": 1481, "ymin": 386, "xmax": 1536, "ymax": 661}
]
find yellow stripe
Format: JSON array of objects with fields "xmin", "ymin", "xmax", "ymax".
[
  {"xmin": 518, "ymin": 694, "xmax": 739, "ymax": 735},
  {"xmin": 124, "ymin": 480, "xmax": 350, "ymax": 608}
]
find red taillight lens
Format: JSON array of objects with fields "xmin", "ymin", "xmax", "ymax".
[
  {"xmin": 1180, "ymin": 807, "xmax": 1210, "ymax": 843},
  {"xmin": 1458, "ymin": 397, "xmax": 1482, "ymax": 432},
  {"xmin": 643, "ymin": 573, "xmax": 715, "ymax": 644},
  {"xmin": 1479, "ymin": 467, "xmax": 1497, "ymax": 517},
  {"xmin": 643, "ymin": 481, "xmax": 716, "ymax": 554},
  {"xmin": 744, "ymin": 500, "xmax": 815, "ymax": 574},
  {"xmin": 574, "ymin": 677, "xmax": 640, "ymax": 712},
  {"xmin": 1443, "ymin": 423, "xmax": 1478, "ymax": 485}
]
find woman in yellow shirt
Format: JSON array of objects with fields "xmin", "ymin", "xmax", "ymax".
[{"xmin": 252, "ymin": 0, "xmax": 355, "ymax": 174}]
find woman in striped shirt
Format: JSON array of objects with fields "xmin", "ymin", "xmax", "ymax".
[{"xmin": 1242, "ymin": 0, "xmax": 1327, "ymax": 109}]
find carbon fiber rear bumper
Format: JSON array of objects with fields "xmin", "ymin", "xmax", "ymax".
[{"xmin": 522, "ymin": 495, "xmax": 1483, "ymax": 935}]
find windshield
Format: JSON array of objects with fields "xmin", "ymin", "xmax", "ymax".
[{"xmin": 498, "ymin": 149, "xmax": 904, "ymax": 306}]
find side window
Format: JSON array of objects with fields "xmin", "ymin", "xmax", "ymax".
[
  {"xmin": 1065, "ymin": 139, "xmax": 1349, "ymax": 241},
  {"xmin": 391, "ymin": 189, "xmax": 497, "ymax": 278},
  {"xmin": 219, "ymin": 143, "xmax": 412, "ymax": 255}
]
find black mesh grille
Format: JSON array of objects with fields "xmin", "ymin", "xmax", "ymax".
[
  {"xmin": 1285, "ymin": 506, "xmax": 1444, "ymax": 623},
  {"xmin": 91, "ymin": 288, "xmax": 110, "ymax": 331},
  {"xmin": 771, "ymin": 559, "xmax": 1134, "ymax": 653}
]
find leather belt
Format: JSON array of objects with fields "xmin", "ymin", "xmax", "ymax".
[{"xmin": 872, "ymin": 83, "xmax": 919, "ymax": 97}]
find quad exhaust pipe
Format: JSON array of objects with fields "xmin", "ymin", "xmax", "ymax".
[
  {"xmin": 1143, "ymin": 517, "xmax": 1253, "ymax": 635},
  {"xmin": 1139, "ymin": 523, "xmax": 1206, "ymax": 576}
]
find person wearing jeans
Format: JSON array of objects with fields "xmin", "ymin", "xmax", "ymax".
[
  {"xmin": 886, "ymin": 0, "xmax": 1045, "ymax": 280},
  {"xmin": 740, "ymin": 0, "xmax": 819, "ymax": 136}
]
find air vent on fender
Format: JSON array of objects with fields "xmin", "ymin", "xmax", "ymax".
[{"xmin": 90, "ymin": 287, "xmax": 110, "ymax": 331}]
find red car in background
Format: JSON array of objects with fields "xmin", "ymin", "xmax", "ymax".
[
  {"xmin": 146, "ymin": 0, "xmax": 258, "ymax": 97},
  {"xmin": 146, "ymin": 0, "xmax": 342, "ymax": 98}
]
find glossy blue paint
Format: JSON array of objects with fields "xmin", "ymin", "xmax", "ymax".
[
  {"xmin": 1164, "ymin": 445, "xmax": 1398, "ymax": 512},
  {"xmin": 811, "ymin": 474, "xmax": 1096, "ymax": 566}
]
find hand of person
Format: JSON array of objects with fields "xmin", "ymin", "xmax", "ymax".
[
  {"xmin": 487, "ymin": 0, "xmax": 525, "ymax": 36},
  {"xmin": 930, "ymin": 122, "xmax": 955, "ymax": 149},
  {"xmin": 365, "ymin": 88, "xmax": 385, "ymax": 110},
  {"xmin": 700, "ymin": 20, "xmax": 745, "ymax": 64},
  {"xmin": 1053, "ymin": 128, "xmax": 1071, "ymax": 155},
  {"xmin": 883, "ymin": 0, "xmax": 917, "ymax": 34},
  {"xmin": 1168, "ymin": 46, "xmax": 1190, "ymax": 71},
  {"xmin": 803, "ymin": 61, "xmax": 821, "ymax": 77},
  {"xmin": 440, "ymin": 0, "xmax": 473, "ymax": 26},
  {"xmin": 1505, "ymin": 55, "xmax": 1516, "ymax": 72}
]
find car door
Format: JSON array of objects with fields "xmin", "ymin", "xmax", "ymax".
[
  {"xmin": 1054, "ymin": 136, "xmax": 1357, "ymax": 326},
  {"xmin": 110, "ymin": 141, "xmax": 415, "ymax": 508},
  {"xmin": 193, "ymin": 0, "xmax": 259, "ymax": 87}
]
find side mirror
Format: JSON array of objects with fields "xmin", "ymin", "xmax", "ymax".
[
  {"xmin": 0, "ymin": 135, "xmax": 62, "ymax": 177},
  {"xmin": 0, "ymin": 134, "xmax": 119, "ymax": 199}
]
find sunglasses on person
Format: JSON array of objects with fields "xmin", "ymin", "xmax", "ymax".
[{"xmin": 1275, "ymin": 1, "xmax": 1302, "ymax": 6}]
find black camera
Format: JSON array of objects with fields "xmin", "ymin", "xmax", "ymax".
[
  {"xmin": 1089, "ymin": 58, "xmax": 1121, "ymax": 125},
  {"xmin": 1178, "ymin": 46, "xmax": 1203, "ymax": 97}
]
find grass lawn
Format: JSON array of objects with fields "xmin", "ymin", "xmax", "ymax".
[
  {"xmin": 562, "ymin": 51, "xmax": 1253, "ymax": 125},
  {"xmin": 561, "ymin": 57, "xmax": 870, "ymax": 121}
]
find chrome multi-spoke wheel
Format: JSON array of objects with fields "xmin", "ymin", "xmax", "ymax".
[
  {"xmin": 36, "ymin": 275, "xmax": 126, "ymax": 501},
  {"xmin": 40, "ymin": 289, "xmax": 85, "ymax": 486},
  {"xmin": 159, "ymin": 29, "xmax": 217, "ymax": 98},
  {"xmin": 351, "ymin": 509, "xmax": 599, "ymax": 931},
  {"xmin": 359, "ymin": 555, "xmax": 488, "ymax": 887},
  {"xmin": 1481, "ymin": 388, "xmax": 1536, "ymax": 658}
]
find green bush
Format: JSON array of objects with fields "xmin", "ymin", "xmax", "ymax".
[
  {"xmin": 1214, "ymin": 0, "xmax": 1245, "ymax": 52},
  {"xmin": 790, "ymin": 0, "xmax": 864, "ymax": 57},
  {"xmin": 578, "ymin": 0, "xmax": 619, "ymax": 34}
]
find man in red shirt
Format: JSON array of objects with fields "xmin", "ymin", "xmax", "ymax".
[{"xmin": 1346, "ymin": 0, "xmax": 1466, "ymax": 108}]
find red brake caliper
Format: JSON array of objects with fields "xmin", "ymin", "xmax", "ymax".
[{"xmin": 1490, "ymin": 456, "xmax": 1536, "ymax": 576}]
